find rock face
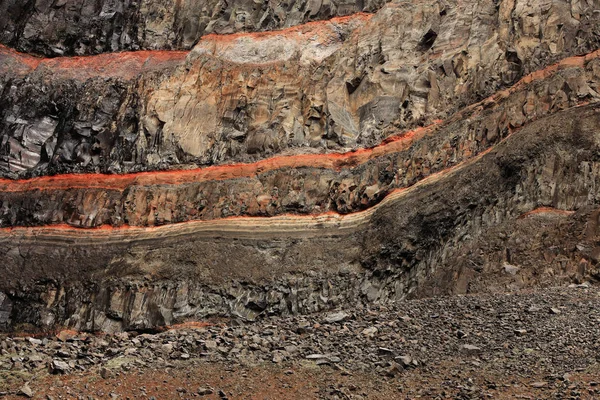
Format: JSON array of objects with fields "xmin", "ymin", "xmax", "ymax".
[
  {"xmin": 0, "ymin": 291, "xmax": 11, "ymax": 328},
  {"xmin": 0, "ymin": 0, "xmax": 386, "ymax": 56},
  {"xmin": 3, "ymin": 1, "xmax": 600, "ymax": 179},
  {"xmin": 1, "ymin": 0, "xmax": 600, "ymax": 332}
]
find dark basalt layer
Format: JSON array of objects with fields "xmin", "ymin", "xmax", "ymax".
[
  {"xmin": 2, "ymin": 105, "xmax": 600, "ymax": 331},
  {"xmin": 0, "ymin": 0, "xmax": 386, "ymax": 57},
  {"xmin": 2, "ymin": 0, "xmax": 600, "ymax": 179}
]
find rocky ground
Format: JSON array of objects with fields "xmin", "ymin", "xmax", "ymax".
[{"xmin": 1, "ymin": 285, "xmax": 600, "ymax": 399}]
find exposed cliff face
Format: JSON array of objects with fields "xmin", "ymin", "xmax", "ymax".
[
  {"xmin": 3, "ymin": 104, "xmax": 600, "ymax": 331},
  {"xmin": 0, "ymin": 0, "xmax": 386, "ymax": 56},
  {"xmin": 2, "ymin": 0, "xmax": 600, "ymax": 178},
  {"xmin": 1, "ymin": 0, "xmax": 600, "ymax": 332},
  {"xmin": 2, "ymin": 47, "xmax": 600, "ymax": 228},
  {"xmin": 0, "ymin": 14, "xmax": 370, "ymax": 177}
]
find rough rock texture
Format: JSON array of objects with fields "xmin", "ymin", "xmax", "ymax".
[
  {"xmin": 2, "ymin": 0, "xmax": 600, "ymax": 178},
  {"xmin": 1, "ymin": 0, "xmax": 600, "ymax": 332},
  {"xmin": 3, "ymin": 287, "xmax": 600, "ymax": 399},
  {"xmin": 2, "ymin": 50, "xmax": 600, "ymax": 227},
  {"xmin": 0, "ymin": 0, "xmax": 386, "ymax": 56},
  {"xmin": 3, "ymin": 104, "xmax": 600, "ymax": 331}
]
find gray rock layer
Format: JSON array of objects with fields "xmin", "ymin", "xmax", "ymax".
[{"xmin": 0, "ymin": 0, "xmax": 385, "ymax": 56}]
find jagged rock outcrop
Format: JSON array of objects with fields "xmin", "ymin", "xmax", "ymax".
[
  {"xmin": 0, "ymin": 0, "xmax": 386, "ymax": 56},
  {"xmin": 2, "ymin": 49, "xmax": 600, "ymax": 227},
  {"xmin": 2, "ymin": 0, "xmax": 600, "ymax": 178},
  {"xmin": 3, "ymin": 104, "xmax": 600, "ymax": 331},
  {"xmin": 1, "ymin": 0, "xmax": 600, "ymax": 332}
]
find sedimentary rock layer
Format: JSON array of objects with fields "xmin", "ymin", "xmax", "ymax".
[
  {"xmin": 0, "ymin": 14, "xmax": 370, "ymax": 176},
  {"xmin": 0, "ymin": 0, "xmax": 386, "ymax": 56},
  {"xmin": 2, "ymin": 48, "xmax": 600, "ymax": 227}
]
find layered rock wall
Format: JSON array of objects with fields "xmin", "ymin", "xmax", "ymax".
[
  {"xmin": 2, "ymin": 49, "xmax": 600, "ymax": 228},
  {"xmin": 0, "ymin": 0, "xmax": 386, "ymax": 56},
  {"xmin": 2, "ymin": 0, "xmax": 599, "ymax": 178},
  {"xmin": 1, "ymin": 0, "xmax": 600, "ymax": 332},
  {"xmin": 3, "ymin": 105, "xmax": 600, "ymax": 331}
]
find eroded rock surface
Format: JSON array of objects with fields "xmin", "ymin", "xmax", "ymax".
[
  {"xmin": 2, "ymin": 50, "xmax": 600, "ymax": 227},
  {"xmin": 2, "ymin": 0, "xmax": 600, "ymax": 178},
  {"xmin": 2, "ymin": 105, "xmax": 600, "ymax": 331},
  {"xmin": 1, "ymin": 0, "xmax": 600, "ymax": 332},
  {"xmin": 0, "ymin": 0, "xmax": 386, "ymax": 56}
]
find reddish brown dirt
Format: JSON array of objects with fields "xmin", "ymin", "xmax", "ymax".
[
  {"xmin": 3, "ymin": 359, "xmax": 599, "ymax": 399},
  {"xmin": 6, "ymin": 363, "xmax": 395, "ymax": 399}
]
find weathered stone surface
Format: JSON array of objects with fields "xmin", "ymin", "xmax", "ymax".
[
  {"xmin": 50, "ymin": 359, "xmax": 71, "ymax": 374},
  {"xmin": 2, "ymin": 48, "xmax": 600, "ymax": 228},
  {"xmin": 1, "ymin": 0, "xmax": 600, "ymax": 333},
  {"xmin": 2, "ymin": 105, "xmax": 600, "ymax": 330},
  {"xmin": 17, "ymin": 383, "xmax": 33, "ymax": 398},
  {"xmin": 1, "ymin": 0, "xmax": 599, "ymax": 178},
  {"xmin": 0, "ymin": 0, "xmax": 386, "ymax": 56}
]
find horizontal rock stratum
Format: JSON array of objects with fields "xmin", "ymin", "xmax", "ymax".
[{"xmin": 1, "ymin": 0, "xmax": 600, "ymax": 332}]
